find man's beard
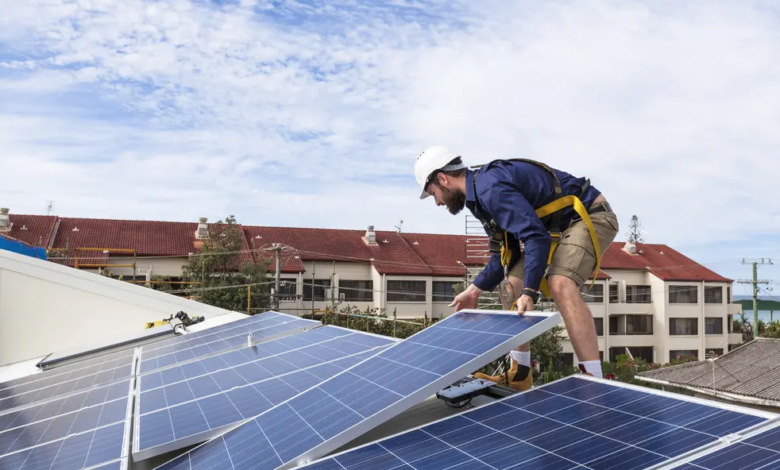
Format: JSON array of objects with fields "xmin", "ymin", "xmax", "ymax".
[{"xmin": 441, "ymin": 186, "xmax": 466, "ymax": 215}]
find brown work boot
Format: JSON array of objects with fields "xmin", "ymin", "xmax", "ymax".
[{"xmin": 474, "ymin": 360, "xmax": 533, "ymax": 392}]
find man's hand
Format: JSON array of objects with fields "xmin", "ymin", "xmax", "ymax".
[
  {"xmin": 449, "ymin": 284, "xmax": 483, "ymax": 311},
  {"xmin": 516, "ymin": 294, "xmax": 535, "ymax": 315}
]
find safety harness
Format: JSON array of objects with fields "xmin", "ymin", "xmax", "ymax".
[{"xmin": 471, "ymin": 158, "xmax": 603, "ymax": 302}]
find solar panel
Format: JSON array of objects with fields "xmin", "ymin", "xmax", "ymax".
[
  {"xmin": 0, "ymin": 349, "xmax": 134, "ymax": 394},
  {"xmin": 133, "ymin": 327, "xmax": 395, "ymax": 460},
  {"xmin": 38, "ymin": 323, "xmax": 175, "ymax": 370},
  {"xmin": 300, "ymin": 375, "xmax": 776, "ymax": 470},
  {"xmin": 154, "ymin": 309, "xmax": 561, "ymax": 470},
  {"xmin": 0, "ymin": 354, "xmax": 136, "ymax": 414},
  {"xmin": 138, "ymin": 314, "xmax": 319, "ymax": 374},
  {"xmin": 667, "ymin": 420, "xmax": 780, "ymax": 469},
  {"xmin": 0, "ymin": 377, "xmax": 134, "ymax": 470},
  {"xmin": 0, "ymin": 381, "xmax": 132, "ymax": 456}
]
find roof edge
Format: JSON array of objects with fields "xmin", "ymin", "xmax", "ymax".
[{"xmin": 637, "ymin": 375, "xmax": 780, "ymax": 408}]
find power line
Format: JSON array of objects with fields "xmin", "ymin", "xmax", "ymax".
[{"xmin": 737, "ymin": 258, "xmax": 773, "ymax": 336}]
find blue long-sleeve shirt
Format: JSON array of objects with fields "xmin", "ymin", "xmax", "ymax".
[{"xmin": 467, "ymin": 159, "xmax": 601, "ymax": 292}]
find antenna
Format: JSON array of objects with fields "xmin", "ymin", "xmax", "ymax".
[
  {"xmin": 394, "ymin": 219, "xmax": 403, "ymax": 233},
  {"xmin": 46, "ymin": 200, "xmax": 54, "ymax": 216}
]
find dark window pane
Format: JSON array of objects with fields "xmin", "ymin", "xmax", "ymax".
[
  {"xmin": 669, "ymin": 286, "xmax": 698, "ymax": 304},
  {"xmin": 594, "ymin": 318, "xmax": 604, "ymax": 336},
  {"xmin": 581, "ymin": 284, "xmax": 604, "ymax": 303},
  {"xmin": 609, "ymin": 284, "xmax": 619, "ymax": 303},
  {"xmin": 432, "ymin": 281, "xmax": 456, "ymax": 303},
  {"xmin": 339, "ymin": 280, "xmax": 373, "ymax": 302},
  {"xmin": 626, "ymin": 285, "xmax": 651, "ymax": 304},
  {"xmin": 669, "ymin": 318, "xmax": 698, "ymax": 335},
  {"xmin": 387, "ymin": 280, "xmax": 426, "ymax": 302},
  {"xmin": 303, "ymin": 279, "xmax": 331, "ymax": 301},
  {"xmin": 705, "ymin": 287, "xmax": 723, "ymax": 304},
  {"xmin": 705, "ymin": 317, "xmax": 723, "ymax": 335}
]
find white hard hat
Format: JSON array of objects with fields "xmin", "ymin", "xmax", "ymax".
[{"xmin": 414, "ymin": 146, "xmax": 465, "ymax": 199}]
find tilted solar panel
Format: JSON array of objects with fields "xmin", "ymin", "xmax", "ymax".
[
  {"xmin": 133, "ymin": 327, "xmax": 396, "ymax": 460},
  {"xmin": 154, "ymin": 310, "xmax": 561, "ymax": 470},
  {"xmin": 137, "ymin": 315, "xmax": 319, "ymax": 374},
  {"xmin": 300, "ymin": 375, "xmax": 776, "ymax": 470},
  {"xmin": 0, "ymin": 378, "xmax": 134, "ymax": 470}
]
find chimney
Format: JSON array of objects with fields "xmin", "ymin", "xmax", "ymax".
[
  {"xmin": 195, "ymin": 217, "xmax": 209, "ymax": 239},
  {"xmin": 0, "ymin": 208, "xmax": 11, "ymax": 232},
  {"xmin": 623, "ymin": 241, "xmax": 637, "ymax": 255},
  {"xmin": 363, "ymin": 225, "xmax": 378, "ymax": 246}
]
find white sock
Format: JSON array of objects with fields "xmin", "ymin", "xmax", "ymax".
[
  {"xmin": 510, "ymin": 350, "xmax": 531, "ymax": 368},
  {"xmin": 580, "ymin": 360, "xmax": 602, "ymax": 378}
]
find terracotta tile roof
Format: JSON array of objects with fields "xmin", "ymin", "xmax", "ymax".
[
  {"xmin": 638, "ymin": 339, "xmax": 780, "ymax": 404},
  {"xmin": 601, "ymin": 242, "xmax": 731, "ymax": 282},
  {"xmin": 5, "ymin": 214, "xmax": 58, "ymax": 247},
  {"xmin": 0, "ymin": 214, "xmax": 732, "ymax": 283},
  {"xmin": 52, "ymin": 218, "xmax": 198, "ymax": 256}
]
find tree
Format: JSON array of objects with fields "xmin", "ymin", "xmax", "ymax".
[
  {"xmin": 181, "ymin": 215, "xmax": 270, "ymax": 313},
  {"xmin": 626, "ymin": 215, "xmax": 644, "ymax": 243}
]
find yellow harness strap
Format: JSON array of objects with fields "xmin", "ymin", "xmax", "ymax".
[{"xmin": 534, "ymin": 195, "xmax": 602, "ymax": 299}]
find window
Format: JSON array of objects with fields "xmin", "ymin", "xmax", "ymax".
[
  {"xmin": 277, "ymin": 279, "xmax": 297, "ymax": 301},
  {"xmin": 610, "ymin": 347, "xmax": 653, "ymax": 363},
  {"xmin": 432, "ymin": 281, "xmax": 456, "ymax": 303},
  {"xmin": 626, "ymin": 315, "xmax": 653, "ymax": 335},
  {"xmin": 670, "ymin": 350, "xmax": 699, "ymax": 362},
  {"xmin": 705, "ymin": 286, "xmax": 723, "ymax": 304},
  {"xmin": 705, "ymin": 317, "xmax": 723, "ymax": 335},
  {"xmin": 609, "ymin": 316, "xmax": 618, "ymax": 335},
  {"xmin": 303, "ymin": 279, "xmax": 331, "ymax": 301},
  {"xmin": 669, "ymin": 285, "xmax": 698, "ymax": 304},
  {"xmin": 339, "ymin": 280, "xmax": 373, "ymax": 302},
  {"xmin": 581, "ymin": 284, "xmax": 604, "ymax": 303},
  {"xmin": 669, "ymin": 318, "xmax": 698, "ymax": 335},
  {"xmin": 539, "ymin": 353, "xmax": 574, "ymax": 371},
  {"xmin": 387, "ymin": 280, "xmax": 426, "ymax": 302},
  {"xmin": 594, "ymin": 318, "xmax": 604, "ymax": 336},
  {"xmin": 626, "ymin": 285, "xmax": 652, "ymax": 304},
  {"xmin": 609, "ymin": 284, "xmax": 619, "ymax": 303},
  {"xmin": 727, "ymin": 287, "xmax": 731, "ymax": 303}
]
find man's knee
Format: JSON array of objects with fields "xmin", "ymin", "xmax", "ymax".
[{"xmin": 549, "ymin": 275, "xmax": 579, "ymax": 299}]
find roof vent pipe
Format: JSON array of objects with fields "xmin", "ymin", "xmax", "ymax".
[
  {"xmin": 0, "ymin": 208, "xmax": 10, "ymax": 232},
  {"xmin": 195, "ymin": 217, "xmax": 209, "ymax": 240}
]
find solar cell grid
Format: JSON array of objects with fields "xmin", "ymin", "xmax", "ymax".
[
  {"xmin": 137, "ymin": 317, "xmax": 318, "ymax": 374},
  {"xmin": 154, "ymin": 310, "xmax": 561, "ymax": 470},
  {"xmin": 133, "ymin": 328, "xmax": 396, "ymax": 460},
  {"xmin": 674, "ymin": 423, "xmax": 780, "ymax": 469},
  {"xmin": 0, "ymin": 361, "xmax": 135, "ymax": 414},
  {"xmin": 300, "ymin": 376, "xmax": 774, "ymax": 470}
]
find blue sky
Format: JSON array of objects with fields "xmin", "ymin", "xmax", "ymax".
[{"xmin": 0, "ymin": 0, "xmax": 779, "ymax": 284}]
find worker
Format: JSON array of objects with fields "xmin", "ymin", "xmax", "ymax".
[{"xmin": 415, "ymin": 146, "xmax": 618, "ymax": 388}]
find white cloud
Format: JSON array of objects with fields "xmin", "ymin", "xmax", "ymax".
[{"xmin": 0, "ymin": 0, "xmax": 778, "ymax": 256}]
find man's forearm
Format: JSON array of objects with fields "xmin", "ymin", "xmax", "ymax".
[
  {"xmin": 473, "ymin": 252, "xmax": 503, "ymax": 292},
  {"xmin": 522, "ymin": 237, "xmax": 551, "ymax": 290}
]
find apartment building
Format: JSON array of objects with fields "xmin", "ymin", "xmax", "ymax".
[
  {"xmin": 0, "ymin": 208, "xmax": 744, "ymax": 365},
  {"xmin": 561, "ymin": 241, "xmax": 743, "ymax": 366}
]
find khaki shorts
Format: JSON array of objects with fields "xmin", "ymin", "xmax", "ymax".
[{"xmin": 509, "ymin": 203, "xmax": 619, "ymax": 287}]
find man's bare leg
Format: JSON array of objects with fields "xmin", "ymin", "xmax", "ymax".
[{"xmin": 549, "ymin": 274, "xmax": 601, "ymax": 376}]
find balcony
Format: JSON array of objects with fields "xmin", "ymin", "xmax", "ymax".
[
  {"xmin": 607, "ymin": 301, "xmax": 654, "ymax": 315},
  {"xmin": 728, "ymin": 332, "xmax": 743, "ymax": 345}
]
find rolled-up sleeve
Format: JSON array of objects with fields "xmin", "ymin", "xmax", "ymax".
[{"xmin": 483, "ymin": 181, "xmax": 552, "ymax": 290}]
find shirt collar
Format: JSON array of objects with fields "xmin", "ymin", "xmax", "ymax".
[{"xmin": 465, "ymin": 169, "xmax": 477, "ymax": 203}]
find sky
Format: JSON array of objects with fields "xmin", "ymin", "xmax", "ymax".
[{"xmin": 0, "ymin": 0, "xmax": 778, "ymax": 284}]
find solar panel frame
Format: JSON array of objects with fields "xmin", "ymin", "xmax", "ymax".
[
  {"xmin": 38, "ymin": 324, "xmax": 175, "ymax": 370},
  {"xmin": 132, "ymin": 327, "xmax": 398, "ymax": 461},
  {"xmin": 136, "ymin": 315, "xmax": 320, "ymax": 375},
  {"xmin": 298, "ymin": 374, "xmax": 778, "ymax": 470},
  {"xmin": 154, "ymin": 309, "xmax": 562, "ymax": 470}
]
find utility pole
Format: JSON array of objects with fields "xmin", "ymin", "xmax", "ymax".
[
  {"xmin": 274, "ymin": 244, "xmax": 282, "ymax": 310},
  {"xmin": 738, "ymin": 258, "xmax": 772, "ymax": 338}
]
